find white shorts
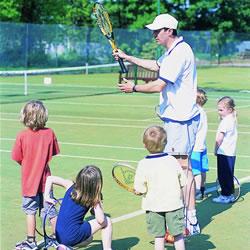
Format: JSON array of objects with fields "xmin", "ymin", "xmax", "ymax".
[{"xmin": 163, "ymin": 114, "xmax": 200, "ymax": 156}]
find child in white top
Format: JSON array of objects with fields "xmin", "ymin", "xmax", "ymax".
[
  {"xmin": 134, "ymin": 125, "xmax": 186, "ymax": 250},
  {"xmin": 191, "ymin": 89, "xmax": 209, "ymax": 199},
  {"xmin": 213, "ymin": 96, "xmax": 238, "ymax": 204}
]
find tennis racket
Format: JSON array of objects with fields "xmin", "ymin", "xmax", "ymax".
[
  {"xmin": 216, "ymin": 176, "xmax": 240, "ymax": 202},
  {"xmin": 93, "ymin": 2, "xmax": 128, "ymax": 73},
  {"xmin": 112, "ymin": 163, "xmax": 137, "ymax": 194},
  {"xmin": 36, "ymin": 198, "xmax": 62, "ymax": 249}
]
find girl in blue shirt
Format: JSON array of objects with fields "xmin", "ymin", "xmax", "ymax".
[{"xmin": 44, "ymin": 165, "xmax": 112, "ymax": 250}]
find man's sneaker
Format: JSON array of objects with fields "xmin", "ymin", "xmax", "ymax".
[
  {"xmin": 15, "ymin": 240, "xmax": 38, "ymax": 250},
  {"xmin": 212, "ymin": 195, "xmax": 233, "ymax": 204},
  {"xmin": 186, "ymin": 220, "xmax": 201, "ymax": 236}
]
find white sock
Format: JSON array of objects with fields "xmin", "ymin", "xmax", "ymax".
[{"xmin": 187, "ymin": 209, "xmax": 197, "ymax": 224}]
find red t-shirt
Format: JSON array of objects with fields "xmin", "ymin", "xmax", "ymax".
[{"xmin": 12, "ymin": 128, "xmax": 60, "ymax": 196}]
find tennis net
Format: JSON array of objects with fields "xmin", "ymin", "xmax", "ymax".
[{"xmin": 0, "ymin": 63, "xmax": 125, "ymax": 104}]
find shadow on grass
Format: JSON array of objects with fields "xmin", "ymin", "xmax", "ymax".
[
  {"xmin": 189, "ymin": 181, "xmax": 250, "ymax": 249},
  {"xmin": 84, "ymin": 237, "xmax": 140, "ymax": 250}
]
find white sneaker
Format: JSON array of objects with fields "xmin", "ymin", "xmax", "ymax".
[{"xmin": 212, "ymin": 195, "xmax": 232, "ymax": 204}]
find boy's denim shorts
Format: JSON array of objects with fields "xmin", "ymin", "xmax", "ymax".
[{"xmin": 22, "ymin": 193, "xmax": 57, "ymax": 219}]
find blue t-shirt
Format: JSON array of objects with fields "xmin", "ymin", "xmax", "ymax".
[{"xmin": 56, "ymin": 185, "xmax": 92, "ymax": 246}]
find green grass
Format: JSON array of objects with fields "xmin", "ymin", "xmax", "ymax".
[{"xmin": 1, "ymin": 66, "xmax": 250, "ymax": 249}]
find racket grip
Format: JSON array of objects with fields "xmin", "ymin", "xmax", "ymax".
[{"xmin": 118, "ymin": 58, "xmax": 128, "ymax": 73}]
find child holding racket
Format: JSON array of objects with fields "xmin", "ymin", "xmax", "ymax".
[
  {"xmin": 213, "ymin": 96, "xmax": 238, "ymax": 204},
  {"xmin": 44, "ymin": 165, "xmax": 113, "ymax": 250},
  {"xmin": 12, "ymin": 100, "xmax": 60, "ymax": 250},
  {"xmin": 134, "ymin": 125, "xmax": 186, "ymax": 250},
  {"xmin": 191, "ymin": 88, "xmax": 209, "ymax": 200}
]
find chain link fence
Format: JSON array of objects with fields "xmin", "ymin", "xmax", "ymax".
[{"xmin": 1, "ymin": 22, "xmax": 249, "ymax": 69}]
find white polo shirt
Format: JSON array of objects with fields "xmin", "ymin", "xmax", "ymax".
[
  {"xmin": 157, "ymin": 36, "xmax": 199, "ymax": 121},
  {"xmin": 216, "ymin": 114, "xmax": 238, "ymax": 156}
]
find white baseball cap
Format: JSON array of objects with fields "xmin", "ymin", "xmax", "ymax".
[{"xmin": 145, "ymin": 14, "xmax": 178, "ymax": 30}]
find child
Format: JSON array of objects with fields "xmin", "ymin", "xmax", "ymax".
[
  {"xmin": 44, "ymin": 165, "xmax": 113, "ymax": 250},
  {"xmin": 191, "ymin": 88, "xmax": 209, "ymax": 199},
  {"xmin": 12, "ymin": 100, "xmax": 60, "ymax": 250},
  {"xmin": 213, "ymin": 96, "xmax": 238, "ymax": 204},
  {"xmin": 134, "ymin": 125, "xmax": 186, "ymax": 250}
]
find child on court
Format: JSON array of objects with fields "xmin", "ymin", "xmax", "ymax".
[
  {"xmin": 213, "ymin": 96, "xmax": 238, "ymax": 204},
  {"xmin": 134, "ymin": 125, "xmax": 186, "ymax": 250},
  {"xmin": 44, "ymin": 165, "xmax": 113, "ymax": 250},
  {"xmin": 12, "ymin": 100, "xmax": 60, "ymax": 250},
  {"xmin": 191, "ymin": 88, "xmax": 209, "ymax": 200}
]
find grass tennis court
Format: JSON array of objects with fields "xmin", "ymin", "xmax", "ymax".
[{"xmin": 0, "ymin": 67, "xmax": 250, "ymax": 249}]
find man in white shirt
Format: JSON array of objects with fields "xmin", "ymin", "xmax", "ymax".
[{"xmin": 113, "ymin": 13, "xmax": 200, "ymax": 235}]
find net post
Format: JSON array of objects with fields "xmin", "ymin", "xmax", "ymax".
[
  {"xmin": 24, "ymin": 71, "xmax": 28, "ymax": 96},
  {"xmin": 85, "ymin": 63, "xmax": 88, "ymax": 74}
]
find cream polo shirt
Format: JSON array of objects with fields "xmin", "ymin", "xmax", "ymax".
[
  {"xmin": 216, "ymin": 114, "xmax": 238, "ymax": 156},
  {"xmin": 157, "ymin": 36, "xmax": 199, "ymax": 122},
  {"xmin": 134, "ymin": 153, "xmax": 186, "ymax": 212}
]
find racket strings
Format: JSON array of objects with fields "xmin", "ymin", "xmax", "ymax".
[
  {"xmin": 120, "ymin": 167, "xmax": 134, "ymax": 185},
  {"xmin": 94, "ymin": 4, "xmax": 112, "ymax": 36}
]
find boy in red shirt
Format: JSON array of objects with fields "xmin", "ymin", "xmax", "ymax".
[{"xmin": 12, "ymin": 100, "xmax": 60, "ymax": 250}]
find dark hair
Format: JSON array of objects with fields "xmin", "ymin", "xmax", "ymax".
[
  {"xmin": 172, "ymin": 29, "xmax": 177, "ymax": 36},
  {"xmin": 163, "ymin": 28, "xmax": 177, "ymax": 36},
  {"xmin": 197, "ymin": 88, "xmax": 208, "ymax": 106}
]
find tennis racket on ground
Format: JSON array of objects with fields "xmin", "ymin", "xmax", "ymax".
[
  {"xmin": 112, "ymin": 163, "xmax": 137, "ymax": 194},
  {"xmin": 216, "ymin": 176, "xmax": 240, "ymax": 202},
  {"xmin": 36, "ymin": 198, "xmax": 62, "ymax": 250},
  {"xmin": 93, "ymin": 2, "xmax": 128, "ymax": 73}
]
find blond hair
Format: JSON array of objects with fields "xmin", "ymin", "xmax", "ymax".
[
  {"xmin": 20, "ymin": 100, "xmax": 48, "ymax": 130},
  {"xmin": 196, "ymin": 88, "xmax": 207, "ymax": 107},
  {"xmin": 71, "ymin": 165, "xmax": 103, "ymax": 207},
  {"xmin": 143, "ymin": 126, "xmax": 167, "ymax": 154}
]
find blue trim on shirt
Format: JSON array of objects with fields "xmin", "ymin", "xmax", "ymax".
[
  {"xmin": 159, "ymin": 76, "xmax": 174, "ymax": 84},
  {"xmin": 161, "ymin": 113, "xmax": 200, "ymax": 124},
  {"xmin": 168, "ymin": 40, "xmax": 184, "ymax": 55},
  {"xmin": 145, "ymin": 152, "xmax": 168, "ymax": 159}
]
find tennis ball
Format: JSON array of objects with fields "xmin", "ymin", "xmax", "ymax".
[{"xmin": 164, "ymin": 231, "xmax": 174, "ymax": 244}]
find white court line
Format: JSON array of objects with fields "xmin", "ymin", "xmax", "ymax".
[
  {"xmin": 1, "ymin": 138, "xmax": 250, "ymax": 159},
  {"xmin": 1, "ymin": 148, "xmax": 250, "ymax": 167},
  {"xmin": 0, "ymin": 112, "xmax": 151, "ymax": 122},
  {"xmin": 111, "ymin": 175, "xmax": 250, "ymax": 224},
  {"xmin": 1, "ymin": 112, "xmax": 250, "ymax": 128},
  {"xmin": 1, "ymin": 118, "xmax": 250, "ymax": 134}
]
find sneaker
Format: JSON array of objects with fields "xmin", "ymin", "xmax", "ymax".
[
  {"xmin": 195, "ymin": 192, "xmax": 203, "ymax": 200},
  {"xmin": 186, "ymin": 220, "xmax": 201, "ymax": 236},
  {"xmin": 15, "ymin": 240, "xmax": 38, "ymax": 250},
  {"xmin": 212, "ymin": 195, "xmax": 232, "ymax": 204},
  {"xmin": 229, "ymin": 194, "xmax": 235, "ymax": 203},
  {"xmin": 45, "ymin": 236, "xmax": 59, "ymax": 248}
]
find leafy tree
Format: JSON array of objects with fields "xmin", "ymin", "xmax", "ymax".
[{"xmin": 0, "ymin": 0, "xmax": 21, "ymax": 21}]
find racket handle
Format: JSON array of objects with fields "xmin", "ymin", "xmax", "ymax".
[{"xmin": 118, "ymin": 58, "xmax": 128, "ymax": 73}]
